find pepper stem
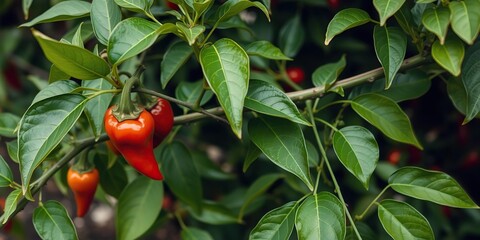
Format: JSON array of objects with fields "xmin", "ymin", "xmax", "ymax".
[
  {"xmin": 72, "ymin": 149, "xmax": 94, "ymax": 173},
  {"xmin": 113, "ymin": 67, "xmax": 145, "ymax": 122},
  {"xmin": 137, "ymin": 91, "xmax": 158, "ymax": 111}
]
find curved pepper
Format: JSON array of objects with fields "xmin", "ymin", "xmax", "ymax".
[
  {"xmin": 104, "ymin": 106, "xmax": 163, "ymax": 180},
  {"xmin": 67, "ymin": 167, "xmax": 99, "ymax": 217},
  {"xmin": 149, "ymin": 98, "xmax": 174, "ymax": 148}
]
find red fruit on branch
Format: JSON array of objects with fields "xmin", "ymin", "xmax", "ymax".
[
  {"xmin": 149, "ymin": 98, "xmax": 174, "ymax": 148},
  {"xmin": 286, "ymin": 67, "xmax": 305, "ymax": 84},
  {"xmin": 67, "ymin": 167, "xmax": 99, "ymax": 217}
]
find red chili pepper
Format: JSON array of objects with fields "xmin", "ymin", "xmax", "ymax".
[
  {"xmin": 67, "ymin": 167, "xmax": 99, "ymax": 217},
  {"xmin": 104, "ymin": 106, "xmax": 163, "ymax": 180},
  {"xmin": 149, "ymin": 98, "xmax": 174, "ymax": 148}
]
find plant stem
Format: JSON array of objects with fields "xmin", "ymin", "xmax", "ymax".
[
  {"xmin": 355, "ymin": 185, "xmax": 390, "ymax": 220},
  {"xmin": 306, "ymin": 100, "xmax": 362, "ymax": 240}
]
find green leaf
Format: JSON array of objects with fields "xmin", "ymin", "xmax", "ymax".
[
  {"xmin": 193, "ymin": 0, "xmax": 214, "ymax": 17},
  {"xmin": 20, "ymin": 1, "xmax": 91, "ymax": 27},
  {"xmin": 6, "ymin": 140, "xmax": 19, "ymax": 163},
  {"xmin": 373, "ymin": 26, "xmax": 407, "ymax": 89},
  {"xmin": 461, "ymin": 41, "xmax": 480, "ymax": 123},
  {"xmin": 351, "ymin": 93, "xmax": 422, "ymax": 149},
  {"xmin": 432, "ymin": 37, "xmax": 464, "ymax": 76},
  {"xmin": 176, "ymin": 22, "xmax": 205, "ymax": 46},
  {"xmin": 116, "ymin": 176, "xmax": 163, "ymax": 240},
  {"xmin": 249, "ymin": 201, "xmax": 298, "ymax": 240},
  {"xmin": 33, "ymin": 201, "xmax": 78, "ymax": 240},
  {"xmin": 114, "ymin": 0, "xmax": 153, "ymax": 14},
  {"xmin": 295, "ymin": 192, "xmax": 346, "ymax": 240},
  {"xmin": 0, "ymin": 155, "xmax": 13, "ymax": 187},
  {"xmin": 345, "ymin": 222, "xmax": 377, "ymax": 240},
  {"xmin": 199, "ymin": 38, "xmax": 249, "ymax": 138},
  {"xmin": 373, "ymin": 0, "xmax": 406, "ymax": 26},
  {"xmin": 238, "ymin": 174, "xmax": 283, "ymax": 220},
  {"xmin": 349, "ymin": 70, "xmax": 431, "ymax": 102},
  {"xmin": 175, "ymin": 80, "xmax": 213, "ymax": 112},
  {"xmin": 189, "ymin": 201, "xmax": 238, "ymax": 225},
  {"xmin": 70, "ymin": 22, "xmax": 85, "ymax": 48},
  {"xmin": 181, "ymin": 227, "xmax": 214, "ymax": 240},
  {"xmin": 0, "ymin": 113, "xmax": 20, "ymax": 138},
  {"xmin": 333, "ymin": 126, "xmax": 379, "ymax": 189},
  {"xmin": 108, "ymin": 18, "xmax": 163, "ymax": 65},
  {"xmin": 192, "ymin": 151, "xmax": 235, "ymax": 180},
  {"xmin": 279, "ymin": 14, "xmax": 304, "ymax": 58},
  {"xmin": 161, "ymin": 41, "xmax": 193, "ymax": 88},
  {"xmin": 243, "ymin": 142, "xmax": 262, "ymax": 172},
  {"xmin": 216, "ymin": 0, "xmax": 270, "ymax": 23},
  {"xmin": 245, "ymin": 80, "xmax": 310, "ymax": 126},
  {"xmin": 2, "ymin": 189, "xmax": 22, "ymax": 224},
  {"xmin": 394, "ymin": 4, "xmax": 419, "ymax": 40},
  {"xmin": 389, "ymin": 167, "xmax": 479, "ymax": 208},
  {"xmin": 246, "ymin": 40, "xmax": 292, "ymax": 61},
  {"xmin": 32, "ymin": 30, "xmax": 110, "ymax": 80},
  {"xmin": 422, "ymin": 6, "xmax": 450, "ymax": 44},
  {"xmin": 32, "ymin": 80, "xmax": 79, "ymax": 105},
  {"xmin": 248, "ymin": 116, "xmax": 313, "ymax": 190},
  {"xmin": 312, "ymin": 55, "xmax": 346, "ymax": 88},
  {"xmin": 378, "ymin": 199, "xmax": 434, "ymax": 240},
  {"xmin": 18, "ymin": 94, "xmax": 87, "ymax": 197},
  {"xmin": 161, "ymin": 142, "xmax": 203, "ymax": 213},
  {"xmin": 23, "ymin": 0, "xmax": 33, "ymax": 19},
  {"xmin": 91, "ymin": 0, "xmax": 122, "ymax": 46},
  {"xmin": 325, "ymin": 8, "xmax": 371, "ymax": 45},
  {"xmin": 49, "ymin": 64, "xmax": 70, "ymax": 83},
  {"xmin": 446, "ymin": 76, "xmax": 470, "ymax": 116},
  {"xmin": 83, "ymin": 79, "xmax": 114, "ymax": 140},
  {"xmin": 449, "ymin": 0, "xmax": 480, "ymax": 45},
  {"xmin": 95, "ymin": 154, "xmax": 127, "ymax": 198}
]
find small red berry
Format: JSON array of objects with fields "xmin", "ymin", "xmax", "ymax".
[
  {"xmin": 165, "ymin": 0, "xmax": 179, "ymax": 10},
  {"xmin": 286, "ymin": 67, "xmax": 305, "ymax": 84},
  {"xmin": 327, "ymin": 0, "xmax": 340, "ymax": 10},
  {"xmin": 387, "ymin": 149, "xmax": 402, "ymax": 165}
]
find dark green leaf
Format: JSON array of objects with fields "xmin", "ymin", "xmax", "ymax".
[
  {"xmin": 389, "ymin": 167, "xmax": 479, "ymax": 208},
  {"xmin": 20, "ymin": 1, "xmax": 91, "ymax": 27},
  {"xmin": 193, "ymin": 0, "xmax": 214, "ymax": 18},
  {"xmin": 116, "ymin": 176, "xmax": 163, "ymax": 240},
  {"xmin": 192, "ymin": 151, "xmax": 235, "ymax": 180},
  {"xmin": 461, "ymin": 41, "xmax": 480, "ymax": 122},
  {"xmin": 0, "ymin": 155, "xmax": 13, "ymax": 187},
  {"xmin": 351, "ymin": 94, "xmax": 422, "ymax": 149},
  {"xmin": 325, "ymin": 8, "xmax": 371, "ymax": 45},
  {"xmin": 245, "ymin": 80, "xmax": 310, "ymax": 125},
  {"xmin": 373, "ymin": 0, "xmax": 406, "ymax": 26},
  {"xmin": 199, "ymin": 38, "xmax": 249, "ymax": 138},
  {"xmin": 18, "ymin": 94, "xmax": 87, "ymax": 197},
  {"xmin": 449, "ymin": 0, "xmax": 480, "ymax": 45},
  {"xmin": 295, "ymin": 192, "xmax": 346, "ymax": 240},
  {"xmin": 0, "ymin": 113, "xmax": 20, "ymax": 138},
  {"xmin": 446, "ymin": 76, "xmax": 470, "ymax": 116},
  {"xmin": 246, "ymin": 41, "xmax": 291, "ymax": 61},
  {"xmin": 333, "ymin": 126, "xmax": 379, "ymax": 189},
  {"xmin": 279, "ymin": 15, "xmax": 304, "ymax": 58},
  {"xmin": 32, "ymin": 80, "xmax": 79, "ymax": 105},
  {"xmin": 248, "ymin": 116, "xmax": 313, "ymax": 190},
  {"xmin": 83, "ymin": 79, "xmax": 113, "ymax": 140},
  {"xmin": 175, "ymin": 80, "xmax": 213, "ymax": 112},
  {"xmin": 394, "ymin": 4, "xmax": 419, "ymax": 40},
  {"xmin": 95, "ymin": 155, "xmax": 127, "ymax": 198},
  {"xmin": 33, "ymin": 201, "xmax": 78, "ymax": 240},
  {"xmin": 49, "ymin": 65, "xmax": 70, "ymax": 83},
  {"xmin": 243, "ymin": 142, "xmax": 262, "ymax": 172},
  {"xmin": 189, "ymin": 201, "xmax": 238, "ymax": 225},
  {"xmin": 378, "ymin": 199, "xmax": 434, "ymax": 240},
  {"xmin": 6, "ymin": 140, "xmax": 19, "ymax": 163},
  {"xmin": 373, "ymin": 26, "xmax": 407, "ymax": 89},
  {"xmin": 181, "ymin": 227, "xmax": 214, "ymax": 240},
  {"xmin": 161, "ymin": 142, "xmax": 203, "ymax": 213},
  {"xmin": 33, "ymin": 30, "xmax": 110, "ymax": 80},
  {"xmin": 432, "ymin": 37, "xmax": 464, "ymax": 76},
  {"xmin": 312, "ymin": 55, "xmax": 346, "ymax": 88},
  {"xmin": 249, "ymin": 201, "xmax": 298, "ymax": 240},
  {"xmin": 161, "ymin": 41, "xmax": 193, "ymax": 88},
  {"xmin": 345, "ymin": 222, "xmax": 377, "ymax": 240},
  {"xmin": 422, "ymin": 6, "xmax": 450, "ymax": 44},
  {"xmin": 91, "ymin": 0, "xmax": 122, "ymax": 46},
  {"xmin": 239, "ymin": 174, "xmax": 283, "ymax": 220}
]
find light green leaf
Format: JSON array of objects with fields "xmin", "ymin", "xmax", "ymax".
[
  {"xmin": 175, "ymin": 80, "xmax": 213, "ymax": 112},
  {"xmin": 279, "ymin": 14, "xmax": 304, "ymax": 58},
  {"xmin": 249, "ymin": 201, "xmax": 298, "ymax": 240},
  {"xmin": 33, "ymin": 201, "xmax": 78, "ymax": 240},
  {"xmin": 312, "ymin": 55, "xmax": 346, "ymax": 88},
  {"xmin": 49, "ymin": 64, "xmax": 70, "ymax": 83},
  {"xmin": 18, "ymin": 94, "xmax": 87, "ymax": 197},
  {"xmin": 91, "ymin": 0, "xmax": 122, "ymax": 46},
  {"xmin": 373, "ymin": 26, "xmax": 407, "ymax": 89},
  {"xmin": 161, "ymin": 41, "xmax": 193, "ymax": 88},
  {"xmin": 6, "ymin": 141, "xmax": 19, "ymax": 163},
  {"xmin": 32, "ymin": 80, "xmax": 79, "ymax": 105},
  {"xmin": 32, "ymin": 30, "xmax": 110, "ymax": 80},
  {"xmin": 181, "ymin": 227, "xmax": 214, "ymax": 240},
  {"xmin": 462, "ymin": 41, "xmax": 480, "ymax": 122},
  {"xmin": 2, "ymin": 189, "xmax": 22, "ymax": 224},
  {"xmin": 0, "ymin": 155, "xmax": 13, "ymax": 187},
  {"xmin": 83, "ymin": 79, "xmax": 114, "ymax": 140},
  {"xmin": 373, "ymin": 0, "xmax": 406, "ymax": 26},
  {"xmin": 432, "ymin": 37, "xmax": 464, "ymax": 76},
  {"xmin": 189, "ymin": 201, "xmax": 238, "ymax": 225},
  {"xmin": 246, "ymin": 41, "xmax": 292, "ymax": 61},
  {"xmin": 71, "ymin": 22, "xmax": 85, "ymax": 48},
  {"xmin": 193, "ymin": 0, "xmax": 214, "ymax": 17},
  {"xmin": 23, "ymin": 0, "xmax": 33, "ymax": 19},
  {"xmin": 216, "ymin": 0, "xmax": 270, "ymax": 23},
  {"xmin": 176, "ymin": 22, "xmax": 205, "ymax": 46},
  {"xmin": 0, "ymin": 113, "xmax": 20, "ymax": 138},
  {"xmin": 333, "ymin": 126, "xmax": 379, "ymax": 189},
  {"xmin": 114, "ymin": 0, "xmax": 153, "ymax": 14},
  {"xmin": 238, "ymin": 174, "xmax": 283, "ymax": 220},
  {"xmin": 389, "ymin": 167, "xmax": 479, "ymax": 208},
  {"xmin": 295, "ymin": 192, "xmax": 346, "ymax": 240},
  {"xmin": 422, "ymin": 6, "xmax": 450, "ymax": 44},
  {"xmin": 248, "ymin": 116, "xmax": 313, "ymax": 190},
  {"xmin": 199, "ymin": 38, "xmax": 249, "ymax": 138},
  {"xmin": 116, "ymin": 176, "xmax": 163, "ymax": 240},
  {"xmin": 449, "ymin": 0, "xmax": 480, "ymax": 45},
  {"xmin": 161, "ymin": 142, "xmax": 203, "ymax": 213},
  {"xmin": 351, "ymin": 93, "xmax": 422, "ymax": 149},
  {"xmin": 245, "ymin": 80, "xmax": 310, "ymax": 126},
  {"xmin": 20, "ymin": 1, "xmax": 91, "ymax": 27},
  {"xmin": 325, "ymin": 8, "xmax": 371, "ymax": 45},
  {"xmin": 378, "ymin": 200, "xmax": 434, "ymax": 240}
]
